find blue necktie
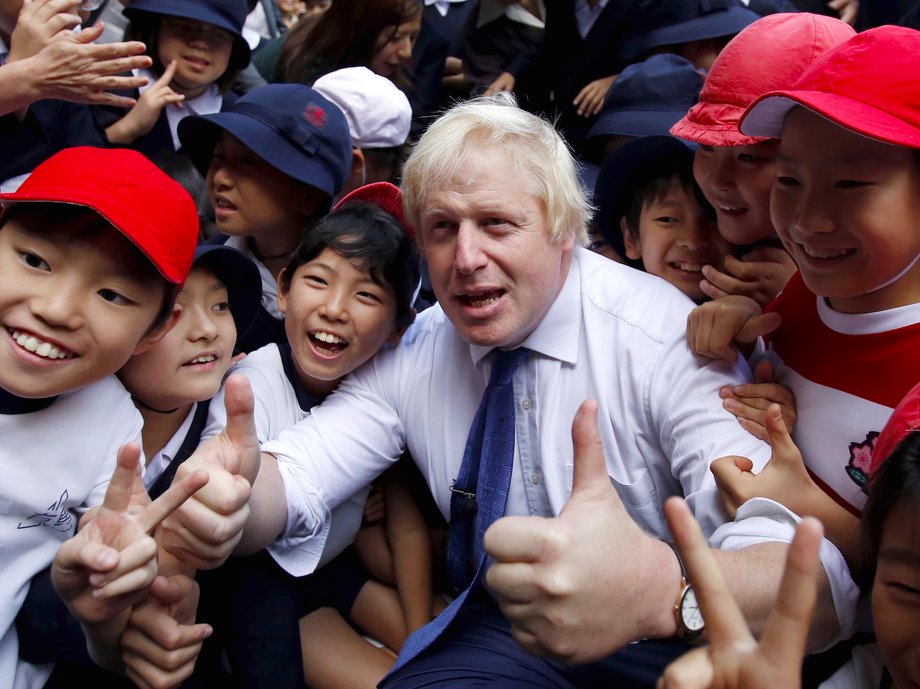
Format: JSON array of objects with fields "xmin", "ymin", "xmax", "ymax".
[{"xmin": 390, "ymin": 347, "xmax": 528, "ymax": 673}]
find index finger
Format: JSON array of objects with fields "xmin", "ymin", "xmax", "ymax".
[
  {"xmin": 136, "ymin": 469, "xmax": 209, "ymax": 533},
  {"xmin": 663, "ymin": 497, "xmax": 753, "ymax": 646},
  {"xmin": 102, "ymin": 443, "xmax": 144, "ymax": 514},
  {"xmin": 156, "ymin": 59, "xmax": 179, "ymax": 86}
]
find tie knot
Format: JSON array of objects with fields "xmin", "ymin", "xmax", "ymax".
[{"xmin": 488, "ymin": 347, "xmax": 528, "ymax": 387}]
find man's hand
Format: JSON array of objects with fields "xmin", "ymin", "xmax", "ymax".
[
  {"xmin": 719, "ymin": 360, "xmax": 797, "ymax": 442},
  {"xmin": 657, "ymin": 498, "xmax": 821, "ymax": 689},
  {"xmin": 106, "ymin": 60, "xmax": 184, "ymax": 144},
  {"xmin": 52, "ymin": 444, "xmax": 208, "ymax": 625},
  {"xmin": 699, "ymin": 247, "xmax": 797, "ymax": 308},
  {"xmin": 710, "ymin": 404, "xmax": 815, "ymax": 518},
  {"xmin": 573, "ymin": 74, "xmax": 616, "ymax": 117},
  {"xmin": 7, "ymin": 0, "xmax": 81, "ymax": 62},
  {"xmin": 159, "ymin": 374, "xmax": 260, "ymax": 570},
  {"xmin": 122, "ymin": 574, "xmax": 212, "ymax": 689},
  {"xmin": 484, "ymin": 400, "xmax": 679, "ymax": 664},
  {"xmin": 686, "ymin": 295, "xmax": 780, "ymax": 363}
]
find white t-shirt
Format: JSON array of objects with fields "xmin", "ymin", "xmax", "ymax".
[{"xmin": 0, "ymin": 376, "xmax": 143, "ymax": 689}]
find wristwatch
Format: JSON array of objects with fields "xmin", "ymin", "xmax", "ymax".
[{"xmin": 665, "ymin": 541, "xmax": 705, "ymax": 639}]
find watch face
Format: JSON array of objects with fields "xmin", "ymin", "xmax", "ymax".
[{"xmin": 680, "ymin": 587, "xmax": 705, "ymax": 633}]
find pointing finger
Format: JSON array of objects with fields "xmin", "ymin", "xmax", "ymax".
[
  {"xmin": 137, "ymin": 469, "xmax": 209, "ymax": 534},
  {"xmin": 102, "ymin": 443, "xmax": 144, "ymax": 514}
]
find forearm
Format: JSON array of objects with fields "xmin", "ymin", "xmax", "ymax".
[
  {"xmin": 790, "ymin": 489, "xmax": 861, "ymax": 571},
  {"xmin": 386, "ymin": 481, "xmax": 434, "ymax": 631},
  {"xmin": 80, "ymin": 610, "xmax": 130, "ymax": 673},
  {"xmin": 235, "ymin": 452, "xmax": 288, "ymax": 554}
]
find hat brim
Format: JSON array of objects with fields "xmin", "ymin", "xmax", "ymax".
[
  {"xmin": 124, "ymin": 2, "xmax": 251, "ymax": 69},
  {"xmin": 588, "ymin": 109, "xmax": 697, "ymax": 140},
  {"xmin": 670, "ymin": 101, "xmax": 770, "ymax": 147},
  {"xmin": 620, "ymin": 6, "xmax": 759, "ymax": 62},
  {"xmin": 192, "ymin": 244, "xmax": 262, "ymax": 337},
  {"xmin": 740, "ymin": 92, "xmax": 920, "ymax": 147},
  {"xmin": 179, "ymin": 113, "xmax": 337, "ymax": 200}
]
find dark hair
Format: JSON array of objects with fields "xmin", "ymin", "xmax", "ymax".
[
  {"xmin": 125, "ymin": 15, "xmax": 244, "ymax": 93},
  {"xmin": 280, "ymin": 203, "xmax": 419, "ymax": 328},
  {"xmin": 152, "ymin": 151, "xmax": 216, "ymax": 241},
  {"xmin": 861, "ymin": 430, "xmax": 920, "ymax": 592},
  {"xmin": 279, "ymin": 0, "xmax": 421, "ymax": 87},
  {"xmin": 622, "ymin": 165, "xmax": 711, "ymax": 240},
  {"xmin": 1, "ymin": 204, "xmax": 179, "ymax": 332}
]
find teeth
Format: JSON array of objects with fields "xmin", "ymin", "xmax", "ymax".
[
  {"xmin": 802, "ymin": 245, "xmax": 850, "ymax": 259},
  {"xmin": 9, "ymin": 329, "xmax": 71, "ymax": 359},
  {"xmin": 674, "ymin": 262, "xmax": 704, "ymax": 273},
  {"xmin": 189, "ymin": 355, "xmax": 216, "ymax": 364},
  {"xmin": 314, "ymin": 332, "xmax": 345, "ymax": 344}
]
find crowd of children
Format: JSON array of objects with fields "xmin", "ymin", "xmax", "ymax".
[{"xmin": 1, "ymin": 0, "xmax": 920, "ymax": 688}]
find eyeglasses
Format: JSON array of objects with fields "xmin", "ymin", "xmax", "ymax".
[{"xmin": 160, "ymin": 17, "xmax": 235, "ymax": 48}]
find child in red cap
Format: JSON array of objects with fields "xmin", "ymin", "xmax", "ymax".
[
  {"xmin": 671, "ymin": 12, "xmax": 854, "ymax": 307},
  {"xmin": 0, "ymin": 146, "xmax": 204, "ymax": 687},
  {"xmin": 688, "ymin": 26, "xmax": 920, "ymax": 573}
]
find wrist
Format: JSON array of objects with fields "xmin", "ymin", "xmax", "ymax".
[{"xmin": 641, "ymin": 539, "xmax": 683, "ymax": 638}]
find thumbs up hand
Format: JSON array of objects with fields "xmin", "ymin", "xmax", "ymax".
[{"xmin": 484, "ymin": 400, "xmax": 681, "ymax": 664}]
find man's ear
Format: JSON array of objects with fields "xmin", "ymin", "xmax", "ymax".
[
  {"xmin": 386, "ymin": 308, "xmax": 416, "ymax": 347},
  {"xmin": 133, "ymin": 303, "xmax": 181, "ymax": 355},
  {"xmin": 277, "ymin": 268, "xmax": 289, "ymax": 315},
  {"xmin": 620, "ymin": 217, "xmax": 642, "ymax": 261}
]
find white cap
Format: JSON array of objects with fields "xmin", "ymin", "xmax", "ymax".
[{"xmin": 313, "ymin": 67, "xmax": 412, "ymax": 149}]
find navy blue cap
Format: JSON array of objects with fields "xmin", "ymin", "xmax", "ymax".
[
  {"xmin": 178, "ymin": 84, "xmax": 353, "ymax": 202},
  {"xmin": 587, "ymin": 55, "xmax": 703, "ymax": 141},
  {"xmin": 620, "ymin": 0, "xmax": 759, "ymax": 62},
  {"xmin": 594, "ymin": 136, "xmax": 706, "ymax": 266},
  {"xmin": 191, "ymin": 244, "xmax": 261, "ymax": 338},
  {"xmin": 125, "ymin": 0, "xmax": 251, "ymax": 69}
]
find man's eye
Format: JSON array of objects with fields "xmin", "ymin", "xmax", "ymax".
[{"xmin": 19, "ymin": 251, "xmax": 49, "ymax": 271}]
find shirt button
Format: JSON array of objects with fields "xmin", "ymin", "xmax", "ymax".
[
  {"xmin": 530, "ymin": 472, "xmax": 541, "ymax": 485},
  {"xmin": 521, "ymin": 399, "xmax": 531, "ymax": 410}
]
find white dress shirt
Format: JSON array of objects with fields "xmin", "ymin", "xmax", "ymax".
[{"xmin": 263, "ymin": 247, "xmax": 858, "ymax": 636}]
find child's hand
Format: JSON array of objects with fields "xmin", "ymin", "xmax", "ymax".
[
  {"xmin": 52, "ymin": 444, "xmax": 207, "ymax": 624},
  {"xmin": 121, "ymin": 574, "xmax": 212, "ymax": 689},
  {"xmin": 657, "ymin": 497, "xmax": 821, "ymax": 689},
  {"xmin": 699, "ymin": 247, "xmax": 797, "ymax": 308},
  {"xmin": 719, "ymin": 360, "xmax": 797, "ymax": 442},
  {"xmin": 573, "ymin": 74, "xmax": 617, "ymax": 117},
  {"xmin": 106, "ymin": 60, "xmax": 184, "ymax": 144},
  {"xmin": 709, "ymin": 404, "xmax": 816, "ymax": 518},
  {"xmin": 363, "ymin": 484, "xmax": 386, "ymax": 523},
  {"xmin": 686, "ymin": 295, "xmax": 781, "ymax": 363},
  {"xmin": 159, "ymin": 374, "xmax": 259, "ymax": 570},
  {"xmin": 484, "ymin": 71, "xmax": 515, "ymax": 96},
  {"xmin": 827, "ymin": 0, "xmax": 858, "ymax": 24}
]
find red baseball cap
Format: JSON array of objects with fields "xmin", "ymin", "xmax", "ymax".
[
  {"xmin": 0, "ymin": 147, "xmax": 198, "ymax": 285},
  {"xmin": 740, "ymin": 26, "xmax": 920, "ymax": 147},
  {"xmin": 334, "ymin": 181, "xmax": 415, "ymax": 237},
  {"xmin": 871, "ymin": 382, "xmax": 920, "ymax": 478},
  {"xmin": 671, "ymin": 13, "xmax": 854, "ymax": 147}
]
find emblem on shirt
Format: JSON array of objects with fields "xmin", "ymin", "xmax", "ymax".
[
  {"xmin": 845, "ymin": 431, "xmax": 879, "ymax": 492},
  {"xmin": 18, "ymin": 490, "xmax": 74, "ymax": 533}
]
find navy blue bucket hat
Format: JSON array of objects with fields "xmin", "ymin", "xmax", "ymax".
[
  {"xmin": 620, "ymin": 0, "xmax": 759, "ymax": 62},
  {"xmin": 178, "ymin": 84, "xmax": 353, "ymax": 202},
  {"xmin": 125, "ymin": 0, "xmax": 251, "ymax": 69},
  {"xmin": 192, "ymin": 244, "xmax": 261, "ymax": 338},
  {"xmin": 587, "ymin": 55, "xmax": 704, "ymax": 141}
]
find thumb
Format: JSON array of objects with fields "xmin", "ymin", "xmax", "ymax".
[
  {"xmin": 223, "ymin": 373, "xmax": 257, "ymax": 479},
  {"xmin": 737, "ymin": 311, "xmax": 781, "ymax": 343},
  {"xmin": 148, "ymin": 573, "xmax": 195, "ymax": 606},
  {"xmin": 569, "ymin": 399, "xmax": 609, "ymax": 496},
  {"xmin": 753, "ymin": 358, "xmax": 775, "ymax": 384},
  {"xmin": 74, "ymin": 21, "xmax": 105, "ymax": 44}
]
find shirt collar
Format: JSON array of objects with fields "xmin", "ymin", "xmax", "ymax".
[
  {"xmin": 468, "ymin": 248, "xmax": 582, "ymax": 367},
  {"xmin": 0, "ymin": 386, "xmax": 57, "ymax": 415},
  {"xmin": 424, "ymin": 0, "xmax": 467, "ymax": 17}
]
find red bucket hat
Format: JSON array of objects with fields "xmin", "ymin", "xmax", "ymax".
[
  {"xmin": 871, "ymin": 382, "xmax": 920, "ymax": 478},
  {"xmin": 740, "ymin": 25, "xmax": 920, "ymax": 147},
  {"xmin": 670, "ymin": 12, "xmax": 854, "ymax": 147},
  {"xmin": 0, "ymin": 147, "xmax": 198, "ymax": 285}
]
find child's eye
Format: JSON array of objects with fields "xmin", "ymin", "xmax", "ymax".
[
  {"xmin": 305, "ymin": 275, "xmax": 327, "ymax": 287},
  {"xmin": 775, "ymin": 176, "xmax": 799, "ymax": 187},
  {"xmin": 697, "ymin": 144, "xmax": 714, "ymax": 153},
  {"xmin": 737, "ymin": 153, "xmax": 762, "ymax": 163},
  {"xmin": 18, "ymin": 250, "xmax": 50, "ymax": 271},
  {"xmin": 98, "ymin": 289, "xmax": 132, "ymax": 305},
  {"xmin": 654, "ymin": 216, "xmax": 679, "ymax": 224},
  {"xmin": 211, "ymin": 301, "xmax": 231, "ymax": 312},
  {"xmin": 357, "ymin": 291, "xmax": 383, "ymax": 304},
  {"xmin": 835, "ymin": 179, "xmax": 870, "ymax": 190}
]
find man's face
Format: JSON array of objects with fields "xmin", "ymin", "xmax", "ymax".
[
  {"xmin": 417, "ymin": 147, "xmax": 575, "ymax": 348},
  {"xmin": 0, "ymin": 216, "xmax": 167, "ymax": 398}
]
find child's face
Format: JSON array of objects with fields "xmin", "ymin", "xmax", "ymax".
[
  {"xmin": 279, "ymin": 246, "xmax": 403, "ymax": 398},
  {"xmin": 0, "ymin": 216, "xmax": 169, "ymax": 398},
  {"xmin": 207, "ymin": 133, "xmax": 327, "ymax": 240},
  {"xmin": 772, "ymin": 107, "xmax": 920, "ymax": 314},
  {"xmin": 369, "ymin": 15, "xmax": 421, "ymax": 79},
  {"xmin": 622, "ymin": 178, "xmax": 731, "ymax": 302},
  {"xmin": 118, "ymin": 266, "xmax": 236, "ymax": 409},
  {"xmin": 872, "ymin": 500, "xmax": 920, "ymax": 689},
  {"xmin": 693, "ymin": 140, "xmax": 780, "ymax": 246},
  {"xmin": 157, "ymin": 16, "xmax": 233, "ymax": 97}
]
